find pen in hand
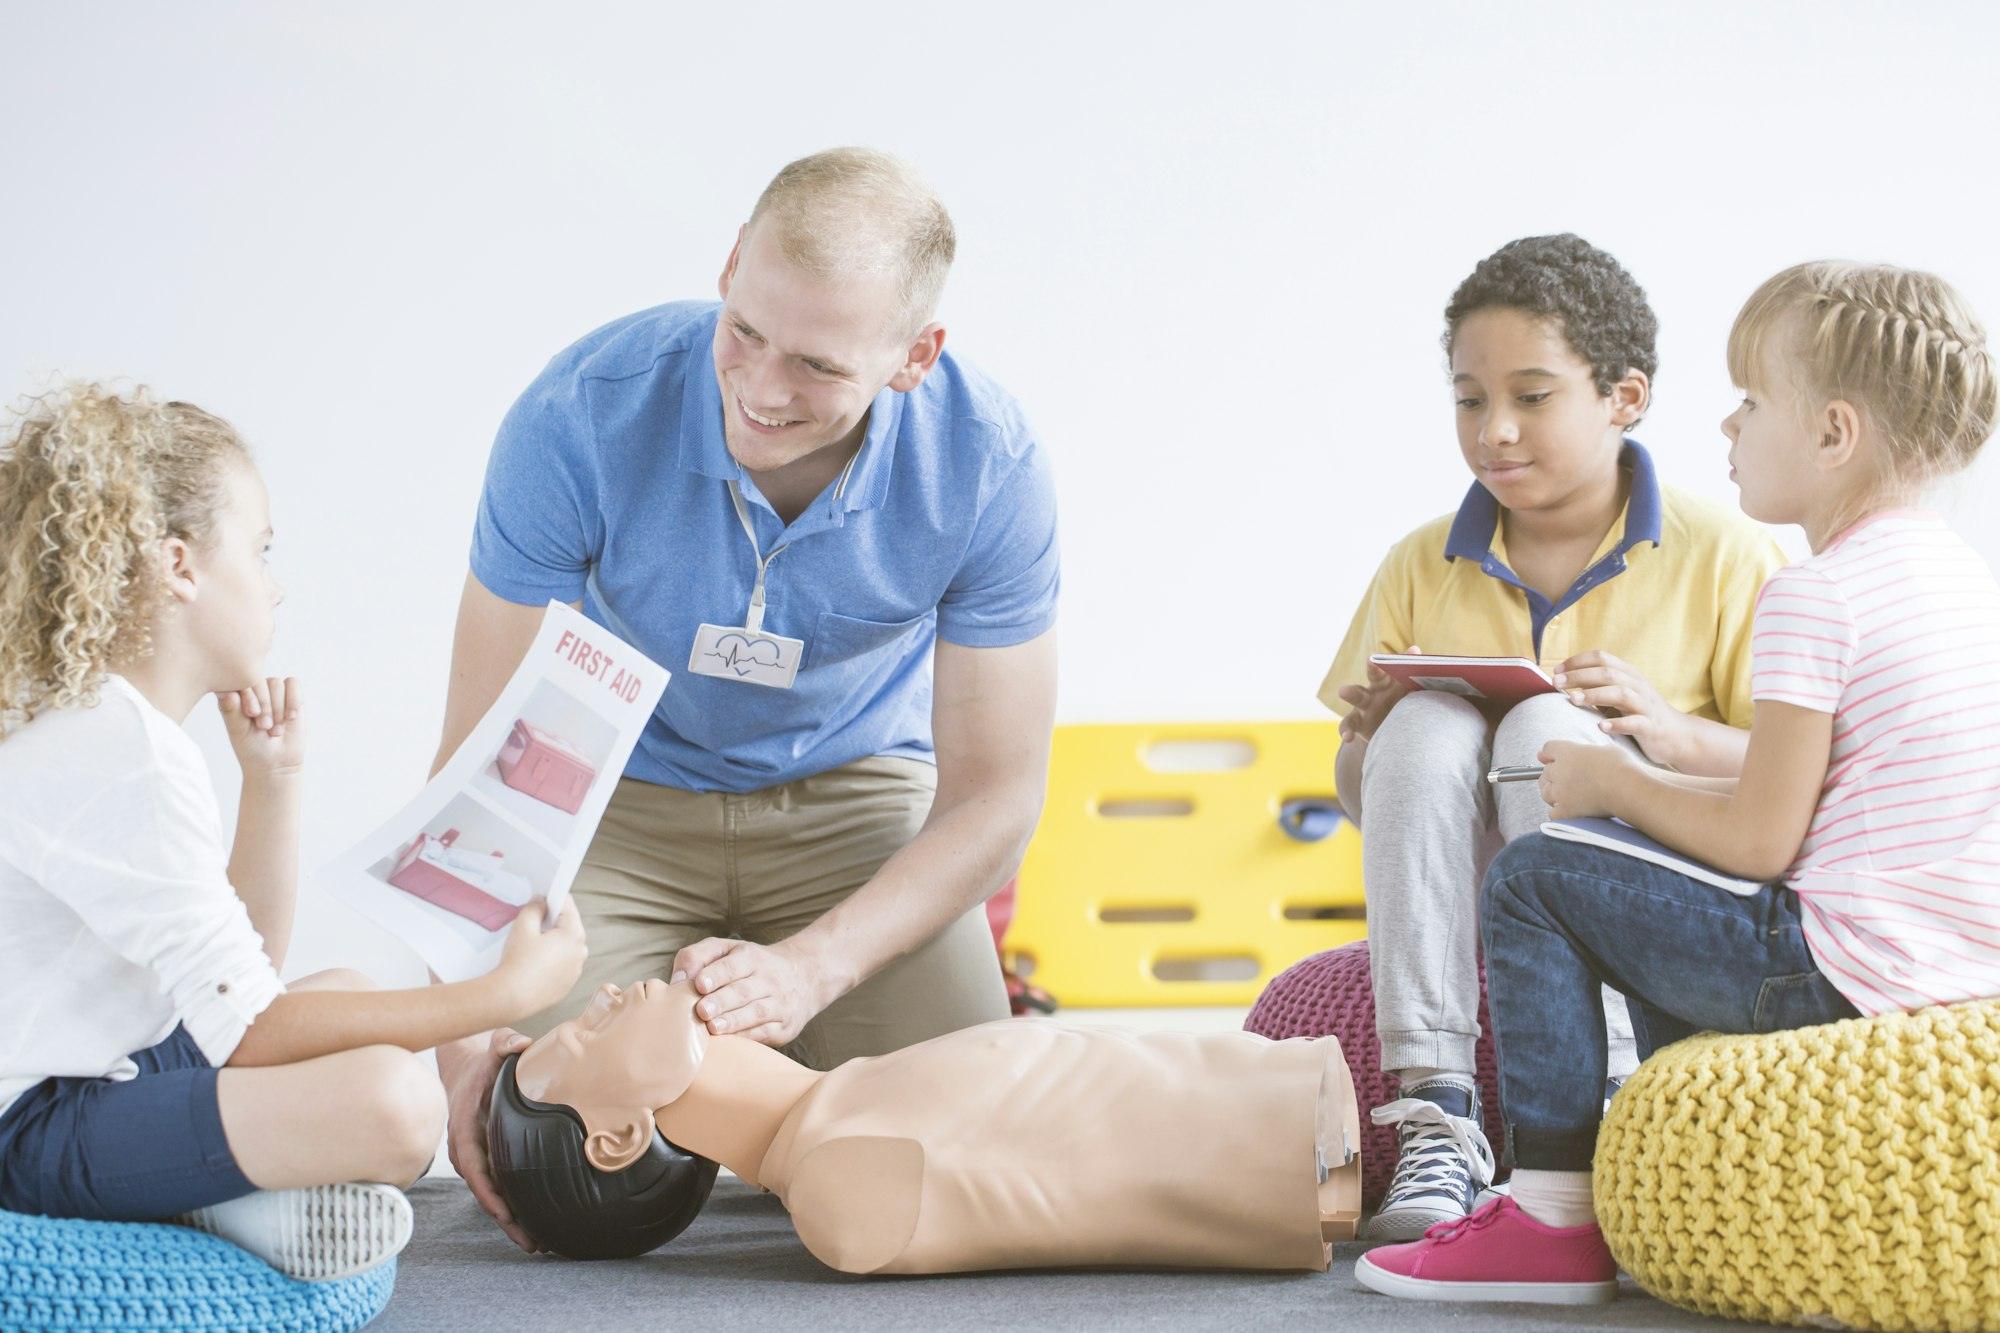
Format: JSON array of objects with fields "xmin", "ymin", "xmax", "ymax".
[{"xmin": 1486, "ymin": 764, "xmax": 1545, "ymax": 784}]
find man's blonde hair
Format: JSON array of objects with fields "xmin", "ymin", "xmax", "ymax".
[
  {"xmin": 745, "ymin": 147, "xmax": 956, "ymax": 337},
  {"xmin": 1727, "ymin": 261, "xmax": 1997, "ymax": 487},
  {"xmin": 0, "ymin": 382, "xmax": 248, "ymax": 738}
]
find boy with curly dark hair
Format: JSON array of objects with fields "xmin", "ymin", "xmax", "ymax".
[{"xmin": 1317, "ymin": 235, "xmax": 1783, "ymax": 1240}]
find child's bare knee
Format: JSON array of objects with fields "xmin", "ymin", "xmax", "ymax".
[{"xmin": 346, "ymin": 1046, "xmax": 446, "ymax": 1179}]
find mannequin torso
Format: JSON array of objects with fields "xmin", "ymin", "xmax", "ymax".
[{"xmin": 513, "ymin": 979, "xmax": 1361, "ymax": 1275}]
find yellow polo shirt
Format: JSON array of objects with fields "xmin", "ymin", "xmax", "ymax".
[{"xmin": 1317, "ymin": 446, "xmax": 1784, "ymax": 727}]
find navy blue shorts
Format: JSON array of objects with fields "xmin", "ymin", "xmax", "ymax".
[{"xmin": 0, "ymin": 1024, "xmax": 255, "ymax": 1220}]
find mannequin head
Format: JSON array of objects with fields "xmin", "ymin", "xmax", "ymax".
[
  {"xmin": 487, "ymin": 1052, "xmax": 717, "ymax": 1260},
  {"xmin": 513, "ymin": 979, "xmax": 711, "ymax": 1171},
  {"xmin": 486, "ymin": 980, "xmax": 718, "ymax": 1258}
]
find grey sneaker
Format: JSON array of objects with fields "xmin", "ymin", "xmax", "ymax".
[{"xmin": 1362, "ymin": 1079, "xmax": 1496, "ymax": 1243}]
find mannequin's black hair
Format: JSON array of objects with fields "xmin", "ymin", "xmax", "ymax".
[{"xmin": 486, "ymin": 1053, "xmax": 718, "ymax": 1260}]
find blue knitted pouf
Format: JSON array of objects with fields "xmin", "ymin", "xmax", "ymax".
[{"xmin": 0, "ymin": 1208, "xmax": 394, "ymax": 1332}]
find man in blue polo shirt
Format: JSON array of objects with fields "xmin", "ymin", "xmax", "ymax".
[{"xmin": 433, "ymin": 149, "xmax": 1058, "ymax": 1249}]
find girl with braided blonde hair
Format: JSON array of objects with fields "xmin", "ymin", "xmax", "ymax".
[
  {"xmin": 0, "ymin": 383, "xmax": 587, "ymax": 1279},
  {"xmin": 1725, "ymin": 261, "xmax": 1997, "ymax": 521},
  {"xmin": 1360, "ymin": 262, "xmax": 2000, "ymax": 1305}
]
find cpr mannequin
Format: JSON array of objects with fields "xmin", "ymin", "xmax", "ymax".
[{"xmin": 488, "ymin": 977, "xmax": 1362, "ymax": 1274}]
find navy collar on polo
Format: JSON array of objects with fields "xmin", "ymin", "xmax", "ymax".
[{"xmin": 1441, "ymin": 439, "xmax": 1665, "ymax": 656}]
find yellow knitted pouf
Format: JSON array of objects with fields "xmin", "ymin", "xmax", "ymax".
[{"xmin": 1594, "ymin": 999, "xmax": 2000, "ymax": 1331}]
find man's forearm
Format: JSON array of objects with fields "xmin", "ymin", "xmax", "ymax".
[
  {"xmin": 432, "ymin": 579, "xmax": 580, "ymax": 777},
  {"xmin": 784, "ymin": 778, "xmax": 1043, "ymax": 996},
  {"xmin": 433, "ymin": 1000, "xmax": 492, "ymax": 1084},
  {"xmin": 229, "ymin": 774, "xmax": 302, "ymax": 973}
]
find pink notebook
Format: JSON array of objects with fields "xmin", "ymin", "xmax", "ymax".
[{"xmin": 1367, "ymin": 653, "xmax": 1559, "ymax": 709}]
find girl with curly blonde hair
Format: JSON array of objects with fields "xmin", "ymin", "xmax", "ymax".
[{"xmin": 0, "ymin": 383, "xmax": 587, "ymax": 1279}]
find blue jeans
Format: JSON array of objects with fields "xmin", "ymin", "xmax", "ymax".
[{"xmin": 1479, "ymin": 834, "xmax": 1859, "ymax": 1170}]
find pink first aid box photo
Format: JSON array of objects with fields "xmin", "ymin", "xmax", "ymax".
[
  {"xmin": 386, "ymin": 829, "xmax": 521, "ymax": 931},
  {"xmin": 496, "ymin": 718, "xmax": 597, "ymax": 814}
]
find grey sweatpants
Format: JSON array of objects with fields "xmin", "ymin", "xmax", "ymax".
[{"xmin": 1346, "ymin": 690, "xmax": 1638, "ymax": 1080}]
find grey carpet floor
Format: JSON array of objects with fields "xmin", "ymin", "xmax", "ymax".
[{"xmin": 370, "ymin": 1178, "xmax": 1764, "ymax": 1331}]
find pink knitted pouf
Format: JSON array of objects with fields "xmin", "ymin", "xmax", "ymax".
[{"xmin": 1245, "ymin": 940, "xmax": 1506, "ymax": 1207}]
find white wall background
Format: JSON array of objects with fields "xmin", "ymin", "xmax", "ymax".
[{"xmin": 6, "ymin": 0, "xmax": 1999, "ymax": 984}]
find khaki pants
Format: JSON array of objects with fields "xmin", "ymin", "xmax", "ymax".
[{"xmin": 520, "ymin": 756, "xmax": 1010, "ymax": 1069}]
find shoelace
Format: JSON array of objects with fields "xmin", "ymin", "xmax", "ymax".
[
  {"xmin": 1369, "ymin": 1097, "xmax": 1497, "ymax": 1210},
  {"xmin": 1424, "ymin": 1198, "xmax": 1507, "ymax": 1243}
]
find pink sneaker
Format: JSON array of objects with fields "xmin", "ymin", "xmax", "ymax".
[{"xmin": 1354, "ymin": 1196, "xmax": 1618, "ymax": 1305}]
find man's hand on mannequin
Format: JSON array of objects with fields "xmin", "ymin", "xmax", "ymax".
[
  {"xmin": 672, "ymin": 631, "xmax": 1057, "ymax": 1046},
  {"xmin": 671, "ymin": 937, "xmax": 834, "ymax": 1046}
]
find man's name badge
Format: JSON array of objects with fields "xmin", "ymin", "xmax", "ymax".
[{"xmin": 688, "ymin": 622, "xmax": 803, "ymax": 690}]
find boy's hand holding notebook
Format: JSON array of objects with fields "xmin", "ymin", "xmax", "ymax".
[{"xmin": 1337, "ymin": 645, "xmax": 1421, "ymax": 743}]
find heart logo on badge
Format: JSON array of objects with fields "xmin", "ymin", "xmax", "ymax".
[
  {"xmin": 689, "ymin": 621, "xmax": 803, "ymax": 689},
  {"xmin": 705, "ymin": 632, "xmax": 785, "ymax": 676}
]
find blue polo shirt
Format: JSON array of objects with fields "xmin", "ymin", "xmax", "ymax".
[
  {"xmin": 1442, "ymin": 440, "xmax": 1664, "ymax": 656},
  {"xmin": 471, "ymin": 301, "xmax": 1060, "ymax": 793}
]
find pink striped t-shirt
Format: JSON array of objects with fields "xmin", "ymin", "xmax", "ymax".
[{"xmin": 1751, "ymin": 510, "xmax": 2000, "ymax": 1015}]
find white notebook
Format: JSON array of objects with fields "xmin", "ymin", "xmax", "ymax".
[{"xmin": 1540, "ymin": 817, "xmax": 1767, "ymax": 896}]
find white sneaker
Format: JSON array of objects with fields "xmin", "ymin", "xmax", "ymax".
[{"xmin": 173, "ymin": 1182, "xmax": 413, "ymax": 1282}]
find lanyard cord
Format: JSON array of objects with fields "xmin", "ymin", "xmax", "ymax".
[{"xmin": 724, "ymin": 448, "xmax": 862, "ymax": 634}]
